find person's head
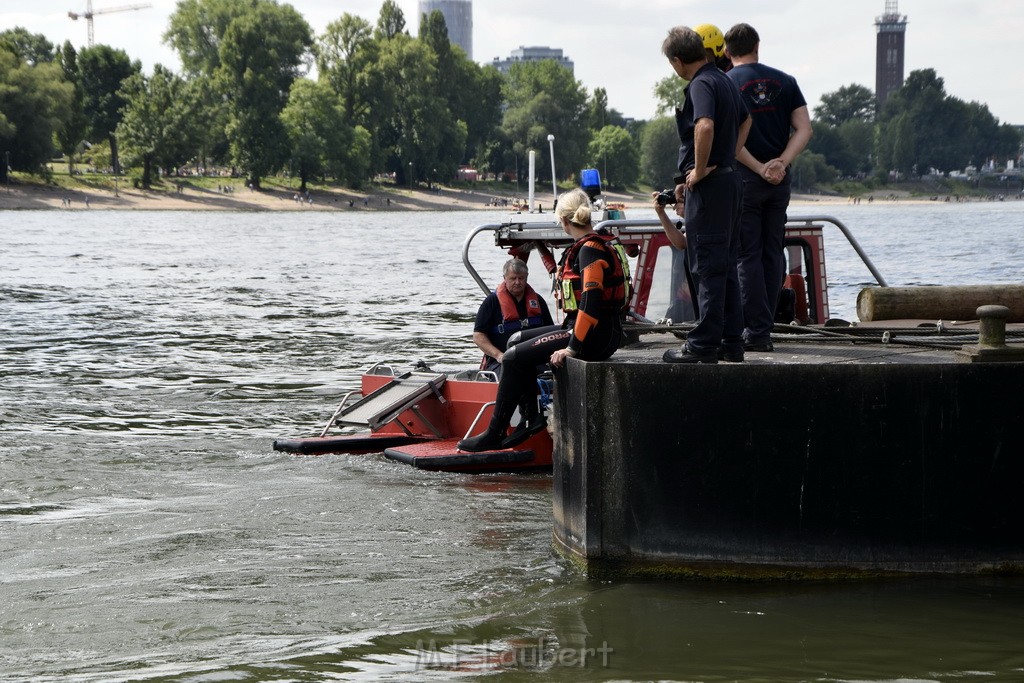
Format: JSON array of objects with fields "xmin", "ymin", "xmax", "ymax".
[
  {"xmin": 693, "ymin": 23, "xmax": 725, "ymax": 60},
  {"xmin": 554, "ymin": 188, "xmax": 592, "ymax": 235},
  {"xmin": 724, "ymin": 23, "xmax": 759, "ymax": 61},
  {"xmin": 502, "ymin": 258, "xmax": 529, "ymax": 298},
  {"xmin": 662, "ymin": 26, "xmax": 708, "ymax": 79}
]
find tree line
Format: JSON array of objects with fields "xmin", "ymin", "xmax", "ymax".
[
  {"xmin": 0, "ymin": 0, "xmax": 638, "ymax": 193},
  {"xmin": 2, "ymin": 0, "xmax": 1021, "ymax": 194},
  {"xmin": 793, "ymin": 74, "xmax": 1021, "ymax": 189}
]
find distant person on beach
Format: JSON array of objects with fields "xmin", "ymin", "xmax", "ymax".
[
  {"xmin": 458, "ymin": 189, "xmax": 629, "ymax": 452},
  {"xmin": 661, "ymin": 25, "xmax": 750, "ymax": 364},
  {"xmin": 725, "ymin": 22, "xmax": 812, "ymax": 352},
  {"xmin": 472, "ymin": 258, "xmax": 553, "ymax": 377}
]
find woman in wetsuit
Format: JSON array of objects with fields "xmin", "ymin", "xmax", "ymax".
[{"xmin": 457, "ymin": 188, "xmax": 629, "ymax": 453}]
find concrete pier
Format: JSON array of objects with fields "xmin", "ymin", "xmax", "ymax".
[{"xmin": 552, "ymin": 334, "xmax": 1024, "ymax": 579}]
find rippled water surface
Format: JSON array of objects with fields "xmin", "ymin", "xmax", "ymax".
[{"xmin": 2, "ymin": 203, "xmax": 1024, "ymax": 682}]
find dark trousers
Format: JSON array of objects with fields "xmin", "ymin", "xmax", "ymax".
[
  {"xmin": 738, "ymin": 170, "xmax": 790, "ymax": 343},
  {"xmin": 498, "ymin": 319, "xmax": 620, "ymax": 410},
  {"xmin": 683, "ymin": 171, "xmax": 744, "ymax": 355}
]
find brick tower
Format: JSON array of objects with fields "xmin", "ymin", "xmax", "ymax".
[{"xmin": 875, "ymin": 0, "xmax": 908, "ymax": 109}]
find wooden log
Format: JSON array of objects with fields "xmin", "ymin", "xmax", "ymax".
[{"xmin": 857, "ymin": 285, "xmax": 1024, "ymax": 322}]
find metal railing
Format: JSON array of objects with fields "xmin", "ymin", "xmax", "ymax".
[{"xmin": 462, "ymin": 214, "xmax": 888, "ymax": 297}]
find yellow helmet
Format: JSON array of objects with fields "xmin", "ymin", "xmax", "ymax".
[{"xmin": 694, "ymin": 23, "xmax": 725, "ymax": 58}]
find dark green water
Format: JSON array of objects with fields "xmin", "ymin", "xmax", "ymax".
[{"xmin": 2, "ymin": 205, "xmax": 1023, "ymax": 682}]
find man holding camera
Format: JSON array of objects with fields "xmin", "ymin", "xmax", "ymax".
[{"xmin": 660, "ymin": 25, "xmax": 750, "ymax": 364}]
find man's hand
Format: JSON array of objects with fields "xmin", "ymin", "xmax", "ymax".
[
  {"xmin": 763, "ymin": 158, "xmax": 786, "ymax": 185},
  {"xmin": 685, "ymin": 164, "xmax": 717, "ymax": 190}
]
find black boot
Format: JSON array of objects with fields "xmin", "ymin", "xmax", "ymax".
[
  {"xmin": 457, "ymin": 396, "xmax": 517, "ymax": 452},
  {"xmin": 455, "ymin": 428, "xmax": 503, "ymax": 453},
  {"xmin": 501, "ymin": 397, "xmax": 547, "ymax": 449}
]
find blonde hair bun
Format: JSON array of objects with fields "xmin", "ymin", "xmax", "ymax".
[{"xmin": 555, "ymin": 188, "xmax": 593, "ymax": 227}]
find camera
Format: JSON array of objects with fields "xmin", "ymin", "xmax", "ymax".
[{"xmin": 655, "ymin": 190, "xmax": 676, "ymax": 206}]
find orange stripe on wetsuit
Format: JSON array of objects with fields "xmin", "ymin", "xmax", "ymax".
[{"xmin": 572, "ymin": 255, "xmax": 609, "ymax": 344}]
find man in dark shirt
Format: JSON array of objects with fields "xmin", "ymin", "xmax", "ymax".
[
  {"xmin": 662, "ymin": 25, "xmax": 751, "ymax": 364},
  {"xmin": 726, "ymin": 23, "xmax": 812, "ymax": 351},
  {"xmin": 473, "ymin": 258, "xmax": 553, "ymax": 375}
]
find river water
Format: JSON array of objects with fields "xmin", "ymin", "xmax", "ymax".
[{"xmin": 2, "ymin": 201, "xmax": 1023, "ymax": 682}]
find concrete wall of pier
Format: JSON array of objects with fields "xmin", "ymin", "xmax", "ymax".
[{"xmin": 552, "ymin": 358, "xmax": 1024, "ymax": 579}]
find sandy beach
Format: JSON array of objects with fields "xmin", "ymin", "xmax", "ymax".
[{"xmin": 0, "ymin": 178, "xmax": 873, "ymax": 212}]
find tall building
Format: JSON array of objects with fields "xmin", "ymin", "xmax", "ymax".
[
  {"xmin": 875, "ymin": 0, "xmax": 908, "ymax": 109},
  {"xmin": 491, "ymin": 46, "xmax": 574, "ymax": 74},
  {"xmin": 418, "ymin": 0, "xmax": 472, "ymax": 59}
]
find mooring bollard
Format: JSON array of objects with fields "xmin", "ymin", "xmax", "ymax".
[
  {"xmin": 955, "ymin": 304, "xmax": 1024, "ymax": 363},
  {"xmin": 977, "ymin": 304, "xmax": 1009, "ymax": 348}
]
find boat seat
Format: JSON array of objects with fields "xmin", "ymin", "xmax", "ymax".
[{"xmin": 329, "ymin": 370, "xmax": 447, "ymax": 435}]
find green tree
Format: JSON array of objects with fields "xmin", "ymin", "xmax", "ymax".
[
  {"xmin": 56, "ymin": 41, "xmax": 89, "ymax": 175},
  {"xmin": 639, "ymin": 116, "xmax": 679, "ymax": 189},
  {"xmin": 163, "ymin": 0, "xmax": 249, "ymax": 77},
  {"xmin": 807, "ymin": 121, "xmax": 859, "ymax": 177},
  {"xmin": 0, "ymin": 27, "xmax": 55, "ymax": 65},
  {"xmin": 375, "ymin": 0, "xmax": 407, "ymax": 41},
  {"xmin": 366, "ymin": 33, "xmax": 460, "ymax": 184},
  {"xmin": 873, "ymin": 69, "xmax": 997, "ymax": 176},
  {"xmin": 960, "ymin": 101, "xmax": 1022, "ymax": 169},
  {"xmin": 79, "ymin": 45, "xmax": 141, "ymax": 174},
  {"xmin": 419, "ymin": 10, "xmax": 454, "ymax": 99},
  {"xmin": 214, "ymin": 0, "xmax": 313, "ymax": 188},
  {"xmin": 179, "ymin": 73, "xmax": 229, "ymax": 171},
  {"xmin": 117, "ymin": 65, "xmax": 195, "ymax": 188},
  {"xmin": 587, "ymin": 125, "xmax": 639, "ymax": 189},
  {"xmin": 653, "ymin": 75, "xmax": 687, "ymax": 116},
  {"xmin": 315, "ymin": 13, "xmax": 375, "ymax": 125},
  {"xmin": 418, "ymin": 10, "xmax": 502, "ymax": 168},
  {"xmin": 837, "ymin": 119, "xmax": 876, "ymax": 175},
  {"xmin": 790, "ymin": 151, "xmax": 838, "ymax": 190},
  {"xmin": 281, "ymin": 79, "xmax": 354, "ymax": 191},
  {"xmin": 457, "ymin": 63, "xmax": 503, "ymax": 169},
  {"xmin": 814, "ymin": 84, "xmax": 876, "ymax": 126},
  {"xmin": 588, "ymin": 87, "xmax": 627, "ymax": 131},
  {"xmin": 589, "ymin": 87, "xmax": 609, "ymax": 131},
  {"xmin": 501, "ymin": 60, "xmax": 590, "ymax": 185},
  {"xmin": 0, "ymin": 50, "xmax": 73, "ymax": 177}
]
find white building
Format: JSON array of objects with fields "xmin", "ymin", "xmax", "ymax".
[{"xmin": 491, "ymin": 46, "xmax": 574, "ymax": 74}]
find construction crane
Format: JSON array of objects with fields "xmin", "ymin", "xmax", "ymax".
[{"xmin": 68, "ymin": 1, "xmax": 152, "ymax": 48}]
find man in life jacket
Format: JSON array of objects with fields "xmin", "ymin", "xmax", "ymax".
[{"xmin": 473, "ymin": 258, "xmax": 553, "ymax": 376}]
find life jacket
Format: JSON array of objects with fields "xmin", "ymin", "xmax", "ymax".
[
  {"xmin": 491, "ymin": 282, "xmax": 546, "ymax": 335},
  {"xmin": 556, "ymin": 232, "xmax": 631, "ymax": 314}
]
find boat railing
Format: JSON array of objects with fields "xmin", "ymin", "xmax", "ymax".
[
  {"xmin": 594, "ymin": 215, "xmax": 888, "ymax": 288},
  {"xmin": 462, "ymin": 214, "xmax": 888, "ymax": 297}
]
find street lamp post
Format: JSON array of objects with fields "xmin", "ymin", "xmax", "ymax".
[
  {"xmin": 547, "ymin": 134, "xmax": 557, "ymax": 204},
  {"xmin": 408, "ymin": 161, "xmax": 413, "ymax": 190},
  {"xmin": 4, "ymin": 151, "xmax": 9, "ymax": 194}
]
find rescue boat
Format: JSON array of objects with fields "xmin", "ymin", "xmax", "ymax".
[{"xmin": 272, "ymin": 170, "xmax": 868, "ymax": 472}]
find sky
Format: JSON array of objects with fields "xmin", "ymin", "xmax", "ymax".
[{"xmin": 5, "ymin": 0, "xmax": 1023, "ymax": 125}]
